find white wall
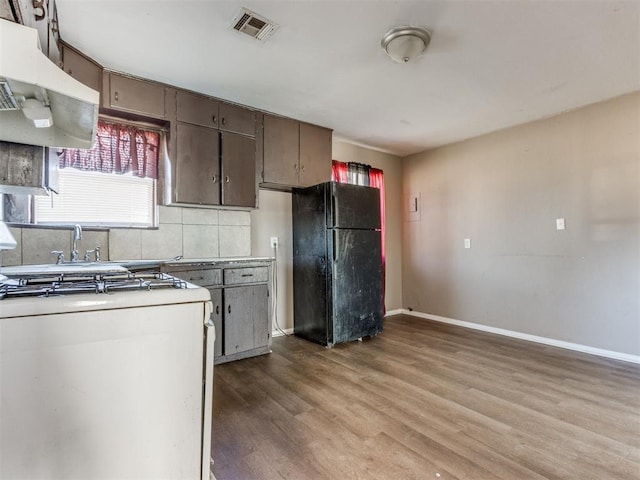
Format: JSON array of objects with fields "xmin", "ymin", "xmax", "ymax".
[
  {"xmin": 402, "ymin": 92, "xmax": 640, "ymax": 356},
  {"xmin": 250, "ymin": 190, "xmax": 293, "ymax": 333}
]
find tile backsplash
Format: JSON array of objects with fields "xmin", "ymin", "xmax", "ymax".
[{"xmin": 1, "ymin": 206, "xmax": 251, "ymax": 266}]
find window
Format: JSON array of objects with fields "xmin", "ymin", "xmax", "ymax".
[
  {"xmin": 34, "ymin": 169, "xmax": 155, "ymax": 227},
  {"xmin": 33, "ymin": 120, "xmax": 161, "ymax": 227}
]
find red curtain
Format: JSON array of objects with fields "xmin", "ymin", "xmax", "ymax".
[
  {"xmin": 332, "ymin": 160, "xmax": 386, "ymax": 313},
  {"xmin": 331, "ymin": 160, "xmax": 350, "ymax": 183},
  {"xmin": 60, "ymin": 121, "xmax": 160, "ymax": 179}
]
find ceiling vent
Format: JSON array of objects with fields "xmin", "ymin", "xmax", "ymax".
[{"xmin": 231, "ymin": 8, "xmax": 278, "ymax": 41}]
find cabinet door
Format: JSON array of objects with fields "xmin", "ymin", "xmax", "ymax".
[
  {"xmin": 219, "ymin": 102, "xmax": 255, "ymax": 136},
  {"xmin": 263, "ymin": 115, "xmax": 299, "ymax": 186},
  {"xmin": 175, "ymin": 122, "xmax": 220, "ymax": 205},
  {"xmin": 299, "ymin": 123, "xmax": 332, "ymax": 187},
  {"xmin": 208, "ymin": 288, "xmax": 223, "ymax": 357},
  {"xmin": 224, "ymin": 285, "xmax": 268, "ymax": 354},
  {"xmin": 106, "ymin": 73, "xmax": 166, "ymax": 118},
  {"xmin": 62, "ymin": 44, "xmax": 102, "ymax": 92},
  {"xmin": 221, "ymin": 132, "xmax": 256, "ymax": 207},
  {"xmin": 177, "ymin": 90, "xmax": 219, "ymax": 128}
]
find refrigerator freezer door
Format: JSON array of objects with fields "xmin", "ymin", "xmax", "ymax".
[
  {"xmin": 330, "ymin": 228, "xmax": 383, "ymax": 344},
  {"xmin": 330, "ymin": 182, "xmax": 381, "ymax": 230}
]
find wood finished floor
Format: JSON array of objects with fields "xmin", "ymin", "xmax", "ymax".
[{"xmin": 211, "ymin": 314, "xmax": 640, "ymax": 480}]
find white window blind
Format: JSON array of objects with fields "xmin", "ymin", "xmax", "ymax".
[{"xmin": 34, "ymin": 168, "xmax": 156, "ymax": 227}]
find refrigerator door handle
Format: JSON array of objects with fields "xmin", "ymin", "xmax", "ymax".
[
  {"xmin": 333, "ymin": 230, "xmax": 338, "ymax": 262},
  {"xmin": 331, "ymin": 192, "xmax": 337, "ymax": 227}
]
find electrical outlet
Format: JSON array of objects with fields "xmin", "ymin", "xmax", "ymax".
[
  {"xmin": 556, "ymin": 218, "xmax": 565, "ymax": 230},
  {"xmin": 270, "ymin": 236, "xmax": 278, "ymax": 248},
  {"xmin": 464, "ymin": 238, "xmax": 471, "ymax": 249}
]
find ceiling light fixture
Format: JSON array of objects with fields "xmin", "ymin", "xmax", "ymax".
[{"xmin": 381, "ymin": 26, "xmax": 431, "ymax": 63}]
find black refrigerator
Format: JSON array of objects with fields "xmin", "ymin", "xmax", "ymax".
[{"xmin": 292, "ymin": 181, "xmax": 383, "ymax": 346}]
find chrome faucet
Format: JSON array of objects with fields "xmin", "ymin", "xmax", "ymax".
[{"xmin": 71, "ymin": 224, "xmax": 82, "ymax": 262}]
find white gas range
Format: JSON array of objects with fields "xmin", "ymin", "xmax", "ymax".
[{"xmin": 0, "ymin": 265, "xmax": 215, "ymax": 480}]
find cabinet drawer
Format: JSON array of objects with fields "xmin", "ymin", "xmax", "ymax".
[
  {"xmin": 224, "ymin": 267, "xmax": 269, "ymax": 285},
  {"xmin": 167, "ymin": 268, "xmax": 222, "ymax": 286},
  {"xmin": 177, "ymin": 90, "xmax": 220, "ymax": 128}
]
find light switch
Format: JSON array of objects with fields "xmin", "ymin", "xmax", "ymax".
[
  {"xmin": 556, "ymin": 218, "xmax": 565, "ymax": 230},
  {"xmin": 408, "ymin": 196, "xmax": 418, "ymax": 213},
  {"xmin": 464, "ymin": 238, "xmax": 471, "ymax": 249}
]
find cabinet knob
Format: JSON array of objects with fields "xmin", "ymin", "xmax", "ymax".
[
  {"xmin": 212, "ymin": 115, "xmax": 216, "ymax": 124},
  {"xmin": 216, "ymin": 305, "xmax": 220, "ymax": 315},
  {"xmin": 212, "ymin": 174, "xmax": 217, "ymax": 183},
  {"xmin": 221, "ymin": 117, "xmax": 226, "ymax": 125},
  {"xmin": 114, "ymin": 91, "xmax": 119, "ymax": 102},
  {"xmin": 294, "ymin": 164, "xmax": 299, "ymax": 171},
  {"xmin": 225, "ymin": 176, "xmax": 230, "ymax": 183},
  {"xmin": 301, "ymin": 165, "xmax": 305, "ymax": 172},
  {"xmin": 228, "ymin": 305, "xmax": 231, "ymax": 314}
]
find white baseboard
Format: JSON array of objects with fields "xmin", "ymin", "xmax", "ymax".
[
  {"xmin": 272, "ymin": 327, "xmax": 294, "ymax": 337},
  {"xmin": 385, "ymin": 309, "xmax": 404, "ymax": 317},
  {"xmin": 396, "ymin": 309, "xmax": 640, "ymax": 365}
]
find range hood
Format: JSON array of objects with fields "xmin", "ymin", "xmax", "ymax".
[{"xmin": 0, "ymin": 19, "xmax": 99, "ymax": 149}]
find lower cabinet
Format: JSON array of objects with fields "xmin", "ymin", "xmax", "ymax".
[
  {"xmin": 224, "ymin": 284, "xmax": 269, "ymax": 355},
  {"xmin": 163, "ymin": 261, "xmax": 272, "ymax": 364}
]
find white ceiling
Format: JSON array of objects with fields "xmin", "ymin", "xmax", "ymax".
[{"xmin": 55, "ymin": 0, "xmax": 640, "ymax": 157}]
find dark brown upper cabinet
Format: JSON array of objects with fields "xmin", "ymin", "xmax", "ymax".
[
  {"xmin": 174, "ymin": 122, "xmax": 220, "ymax": 206},
  {"xmin": 177, "ymin": 91, "xmax": 219, "ymax": 128},
  {"xmin": 262, "ymin": 114, "xmax": 332, "ymax": 190},
  {"xmin": 263, "ymin": 115, "xmax": 299, "ymax": 186},
  {"xmin": 177, "ymin": 91, "xmax": 255, "ymax": 137},
  {"xmin": 102, "ymin": 71, "xmax": 167, "ymax": 119},
  {"xmin": 171, "ymin": 90, "xmax": 256, "ymax": 208},
  {"xmin": 299, "ymin": 122, "xmax": 332, "ymax": 187},
  {"xmin": 61, "ymin": 42, "xmax": 102, "ymax": 93}
]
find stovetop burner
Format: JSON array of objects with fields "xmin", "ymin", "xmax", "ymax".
[{"xmin": 0, "ymin": 271, "xmax": 187, "ymax": 300}]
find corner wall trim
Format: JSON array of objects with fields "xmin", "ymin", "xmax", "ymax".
[{"xmin": 395, "ymin": 309, "xmax": 640, "ymax": 365}]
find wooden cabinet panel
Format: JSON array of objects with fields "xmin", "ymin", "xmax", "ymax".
[
  {"xmin": 172, "ymin": 93, "xmax": 257, "ymax": 207},
  {"xmin": 299, "ymin": 123, "xmax": 332, "ymax": 187},
  {"xmin": 175, "ymin": 123, "xmax": 219, "ymax": 205},
  {"xmin": 105, "ymin": 72, "xmax": 166, "ymax": 118},
  {"xmin": 223, "ymin": 266, "xmax": 269, "ymax": 285},
  {"xmin": 176, "ymin": 90, "xmax": 219, "ymax": 128},
  {"xmin": 224, "ymin": 285, "xmax": 268, "ymax": 355},
  {"xmin": 62, "ymin": 44, "xmax": 102, "ymax": 92},
  {"xmin": 163, "ymin": 261, "xmax": 272, "ymax": 363},
  {"xmin": 221, "ymin": 132, "xmax": 256, "ymax": 208},
  {"xmin": 262, "ymin": 115, "xmax": 332, "ymax": 189},
  {"xmin": 169, "ymin": 268, "xmax": 221, "ymax": 286},
  {"xmin": 208, "ymin": 288, "xmax": 223, "ymax": 357},
  {"xmin": 263, "ymin": 115, "xmax": 299, "ymax": 186},
  {"xmin": 219, "ymin": 102, "xmax": 255, "ymax": 136}
]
